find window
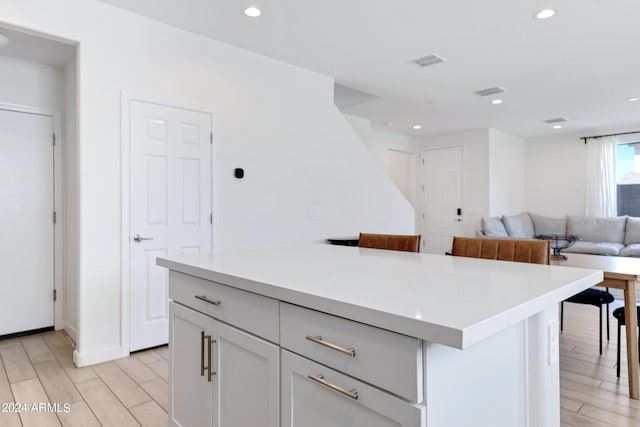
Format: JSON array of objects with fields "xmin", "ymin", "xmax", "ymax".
[{"xmin": 616, "ymin": 143, "xmax": 640, "ymax": 216}]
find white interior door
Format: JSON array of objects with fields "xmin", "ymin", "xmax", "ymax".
[
  {"xmin": 422, "ymin": 146, "xmax": 463, "ymax": 254},
  {"xmin": 129, "ymin": 101, "xmax": 212, "ymax": 351},
  {"xmin": 0, "ymin": 109, "xmax": 54, "ymax": 336}
]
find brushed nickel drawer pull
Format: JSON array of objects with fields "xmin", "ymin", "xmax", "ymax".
[
  {"xmin": 195, "ymin": 295, "xmax": 221, "ymax": 306},
  {"xmin": 307, "ymin": 374, "xmax": 359, "ymax": 400},
  {"xmin": 306, "ymin": 335, "xmax": 356, "ymax": 357}
]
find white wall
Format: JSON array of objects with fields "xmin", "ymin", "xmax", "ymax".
[
  {"xmin": 413, "ymin": 129, "xmax": 490, "ymax": 236},
  {"xmin": 0, "ymin": 56, "xmax": 63, "ymax": 108},
  {"xmin": 489, "ymin": 129, "xmax": 525, "ymax": 216},
  {"xmin": 2, "ymin": 0, "xmax": 414, "ymax": 365},
  {"xmin": 63, "ymin": 57, "xmax": 78, "ymax": 341},
  {"xmin": 525, "ymin": 132, "xmax": 587, "ymax": 217},
  {"xmin": 345, "ymin": 114, "xmax": 417, "ymax": 220},
  {"xmin": 525, "ymin": 127, "xmax": 640, "ymax": 217},
  {"xmin": 345, "ymin": 115, "xmax": 415, "ymax": 169}
]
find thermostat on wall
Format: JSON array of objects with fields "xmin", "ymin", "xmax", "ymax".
[{"xmin": 234, "ymin": 168, "xmax": 244, "ymax": 179}]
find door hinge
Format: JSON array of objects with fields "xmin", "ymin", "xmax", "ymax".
[
  {"xmin": 52, "ymin": 133, "xmax": 56, "ymax": 146},
  {"xmin": 210, "ymin": 213, "xmax": 213, "ymax": 224},
  {"xmin": 422, "ymin": 213, "xmax": 425, "ymax": 219},
  {"xmin": 53, "ymin": 211, "xmax": 57, "ymax": 224},
  {"xmin": 53, "ymin": 289, "xmax": 57, "ymax": 301},
  {"xmin": 210, "ymin": 133, "xmax": 213, "ymax": 144}
]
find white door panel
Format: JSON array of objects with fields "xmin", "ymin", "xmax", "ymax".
[
  {"xmin": 0, "ymin": 109, "xmax": 54, "ymax": 335},
  {"xmin": 130, "ymin": 101, "xmax": 212, "ymax": 351},
  {"xmin": 422, "ymin": 146, "xmax": 463, "ymax": 254}
]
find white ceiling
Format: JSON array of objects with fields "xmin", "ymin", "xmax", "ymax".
[{"xmin": 97, "ymin": 0, "xmax": 640, "ymax": 137}]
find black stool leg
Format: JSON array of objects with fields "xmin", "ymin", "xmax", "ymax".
[
  {"xmin": 560, "ymin": 301, "xmax": 564, "ymax": 332},
  {"xmin": 617, "ymin": 320, "xmax": 622, "ymax": 378},
  {"xmin": 599, "ymin": 305, "xmax": 603, "ymax": 355},
  {"xmin": 606, "ymin": 302, "xmax": 610, "ymax": 341}
]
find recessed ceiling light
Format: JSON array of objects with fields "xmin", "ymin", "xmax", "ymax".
[
  {"xmin": 412, "ymin": 125, "xmax": 422, "ymax": 130},
  {"xmin": 628, "ymin": 97, "xmax": 639, "ymax": 102},
  {"xmin": 244, "ymin": 6, "xmax": 261, "ymax": 17},
  {"xmin": 553, "ymin": 125, "xmax": 562, "ymax": 129},
  {"xmin": 491, "ymin": 99, "xmax": 503, "ymax": 105},
  {"xmin": 534, "ymin": 9, "xmax": 556, "ymax": 20},
  {"xmin": 0, "ymin": 33, "xmax": 8, "ymax": 48}
]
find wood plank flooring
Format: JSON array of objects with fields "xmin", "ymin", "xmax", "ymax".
[
  {"xmin": 560, "ymin": 300, "xmax": 640, "ymax": 426},
  {"xmin": 1, "ymin": 301, "xmax": 639, "ymax": 426},
  {"xmin": 0, "ymin": 331, "xmax": 168, "ymax": 426}
]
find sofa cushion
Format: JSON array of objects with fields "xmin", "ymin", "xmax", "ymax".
[
  {"xmin": 625, "ymin": 217, "xmax": 640, "ymax": 245},
  {"xmin": 502, "ymin": 213, "xmax": 535, "ymax": 238},
  {"xmin": 563, "ymin": 241, "xmax": 624, "ymax": 256},
  {"xmin": 566, "ymin": 215, "xmax": 626, "ymax": 244},
  {"xmin": 620, "ymin": 243, "xmax": 640, "ymax": 257},
  {"xmin": 530, "ymin": 214, "xmax": 566, "ymax": 236},
  {"xmin": 481, "ymin": 217, "xmax": 508, "ymax": 237}
]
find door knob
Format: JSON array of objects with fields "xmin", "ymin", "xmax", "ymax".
[{"xmin": 133, "ymin": 234, "xmax": 154, "ymax": 242}]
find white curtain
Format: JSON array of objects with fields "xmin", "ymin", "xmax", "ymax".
[{"xmin": 585, "ymin": 136, "xmax": 618, "ymax": 217}]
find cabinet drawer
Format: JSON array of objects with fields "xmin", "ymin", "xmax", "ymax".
[
  {"xmin": 281, "ymin": 350, "xmax": 425, "ymax": 427},
  {"xmin": 280, "ymin": 303, "xmax": 422, "ymax": 402},
  {"xmin": 169, "ymin": 271, "xmax": 279, "ymax": 343}
]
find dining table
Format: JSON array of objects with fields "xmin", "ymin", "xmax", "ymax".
[{"xmin": 551, "ymin": 253, "xmax": 640, "ymax": 399}]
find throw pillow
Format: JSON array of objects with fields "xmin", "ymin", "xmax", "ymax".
[
  {"xmin": 529, "ymin": 214, "xmax": 567, "ymax": 236},
  {"xmin": 502, "ymin": 213, "xmax": 535, "ymax": 238},
  {"xmin": 625, "ymin": 216, "xmax": 640, "ymax": 245},
  {"xmin": 567, "ymin": 215, "xmax": 626, "ymax": 244},
  {"xmin": 481, "ymin": 217, "xmax": 508, "ymax": 237}
]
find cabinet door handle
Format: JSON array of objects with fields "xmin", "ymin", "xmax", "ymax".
[
  {"xmin": 200, "ymin": 331, "xmax": 217, "ymax": 382},
  {"xmin": 307, "ymin": 374, "xmax": 359, "ymax": 400},
  {"xmin": 306, "ymin": 335, "xmax": 356, "ymax": 357},
  {"xmin": 195, "ymin": 295, "xmax": 221, "ymax": 306},
  {"xmin": 200, "ymin": 331, "xmax": 207, "ymax": 377},
  {"xmin": 208, "ymin": 335, "xmax": 216, "ymax": 382}
]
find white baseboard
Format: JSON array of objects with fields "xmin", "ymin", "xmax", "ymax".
[
  {"xmin": 73, "ymin": 345, "xmax": 124, "ymax": 367},
  {"xmin": 63, "ymin": 321, "xmax": 78, "ymax": 344}
]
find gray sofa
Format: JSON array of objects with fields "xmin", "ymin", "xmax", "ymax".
[{"xmin": 478, "ymin": 212, "xmax": 640, "ymax": 257}]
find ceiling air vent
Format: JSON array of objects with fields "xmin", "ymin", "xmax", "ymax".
[
  {"xmin": 544, "ymin": 117, "xmax": 568, "ymax": 124},
  {"xmin": 411, "ymin": 54, "xmax": 445, "ymax": 68},
  {"xmin": 474, "ymin": 86, "xmax": 506, "ymax": 97}
]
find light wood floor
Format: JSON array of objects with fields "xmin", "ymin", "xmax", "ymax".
[
  {"xmin": 0, "ymin": 330, "xmax": 168, "ymax": 426},
  {"xmin": 560, "ymin": 300, "xmax": 640, "ymax": 426},
  {"xmin": 2, "ymin": 302, "xmax": 640, "ymax": 426}
]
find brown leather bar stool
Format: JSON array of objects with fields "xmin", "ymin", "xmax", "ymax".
[{"xmin": 358, "ymin": 233, "xmax": 421, "ymax": 253}]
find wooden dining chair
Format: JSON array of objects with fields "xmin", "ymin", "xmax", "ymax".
[{"xmin": 358, "ymin": 233, "xmax": 421, "ymax": 253}]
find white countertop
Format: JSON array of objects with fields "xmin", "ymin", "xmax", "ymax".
[{"xmin": 157, "ymin": 244, "xmax": 603, "ymax": 349}]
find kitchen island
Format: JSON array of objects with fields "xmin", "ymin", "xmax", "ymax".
[{"xmin": 157, "ymin": 244, "xmax": 602, "ymax": 427}]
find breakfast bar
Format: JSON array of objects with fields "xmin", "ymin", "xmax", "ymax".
[{"xmin": 158, "ymin": 244, "xmax": 602, "ymax": 427}]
